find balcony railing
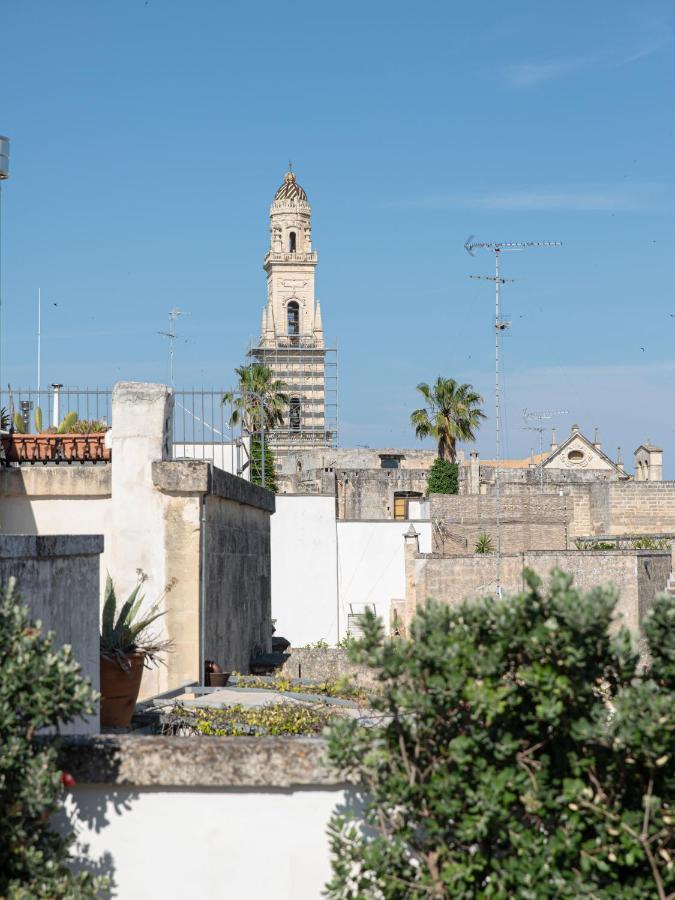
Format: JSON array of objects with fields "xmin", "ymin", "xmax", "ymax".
[{"xmin": 263, "ymin": 251, "xmax": 317, "ymax": 265}]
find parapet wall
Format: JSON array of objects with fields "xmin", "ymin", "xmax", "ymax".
[
  {"xmin": 408, "ymin": 549, "xmax": 670, "ymax": 634},
  {"xmin": 430, "ymin": 494, "xmax": 570, "ymax": 553}
]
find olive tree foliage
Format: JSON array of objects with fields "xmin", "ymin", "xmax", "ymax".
[
  {"xmin": 0, "ymin": 579, "xmax": 106, "ymax": 898},
  {"xmin": 325, "ymin": 569, "xmax": 675, "ymax": 899}
]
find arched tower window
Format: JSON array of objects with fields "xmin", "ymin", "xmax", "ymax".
[
  {"xmin": 289, "ymin": 397, "xmax": 301, "ymax": 430},
  {"xmin": 289, "ymin": 231, "xmax": 297, "ymax": 252},
  {"xmin": 287, "ymin": 301, "xmax": 299, "ymax": 335}
]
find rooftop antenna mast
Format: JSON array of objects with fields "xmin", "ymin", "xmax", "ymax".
[
  {"xmin": 522, "ymin": 408, "xmax": 568, "ymax": 490},
  {"xmin": 465, "ymin": 236, "xmax": 562, "ymax": 597},
  {"xmin": 158, "ymin": 307, "xmax": 189, "ymax": 388}
]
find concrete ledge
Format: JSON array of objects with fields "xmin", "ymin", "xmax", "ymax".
[
  {"xmin": 0, "ymin": 465, "xmax": 111, "ymax": 498},
  {"xmin": 0, "ymin": 534, "xmax": 104, "ymax": 558},
  {"xmin": 153, "ymin": 460, "xmax": 275, "ymax": 513},
  {"xmin": 415, "ymin": 549, "xmax": 672, "ymax": 560},
  {"xmin": 57, "ymin": 735, "xmax": 343, "ymax": 787}
]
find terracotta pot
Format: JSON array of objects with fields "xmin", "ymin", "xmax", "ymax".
[
  {"xmin": 208, "ymin": 672, "xmax": 231, "ymax": 688},
  {"xmin": 36, "ymin": 435, "xmax": 55, "ymax": 463},
  {"xmin": 9, "ymin": 435, "xmax": 38, "ymax": 462},
  {"xmin": 100, "ymin": 651, "xmax": 146, "ymax": 728},
  {"xmin": 87, "ymin": 434, "xmax": 107, "ymax": 461},
  {"xmin": 59, "ymin": 435, "xmax": 78, "ymax": 462}
]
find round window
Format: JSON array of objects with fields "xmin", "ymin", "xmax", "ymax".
[{"xmin": 567, "ymin": 450, "xmax": 584, "ymax": 463}]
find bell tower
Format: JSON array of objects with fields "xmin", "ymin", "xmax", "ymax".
[{"xmin": 250, "ymin": 169, "xmax": 335, "ymax": 462}]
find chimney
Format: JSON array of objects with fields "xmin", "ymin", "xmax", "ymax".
[
  {"xmin": 571, "ymin": 423, "xmax": 580, "ymax": 435},
  {"xmin": 528, "ymin": 447, "xmax": 536, "ymax": 469},
  {"xmin": 550, "ymin": 427, "xmax": 558, "ymax": 452},
  {"xmin": 616, "ymin": 446, "xmax": 624, "ymax": 473},
  {"xmin": 593, "ymin": 427, "xmax": 601, "ymax": 451}
]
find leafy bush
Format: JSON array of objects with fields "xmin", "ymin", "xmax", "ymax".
[
  {"xmin": 474, "ymin": 531, "xmax": 494, "ymax": 554},
  {"xmin": 426, "ymin": 458, "xmax": 458, "ymax": 495},
  {"xmin": 575, "ymin": 539, "xmax": 617, "ymax": 551},
  {"xmin": 0, "ymin": 578, "xmax": 105, "ymax": 898},
  {"xmin": 632, "ymin": 537, "xmax": 670, "ymax": 550},
  {"xmin": 325, "ymin": 569, "xmax": 675, "ymax": 899}
]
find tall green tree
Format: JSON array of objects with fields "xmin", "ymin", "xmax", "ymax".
[
  {"xmin": 410, "ymin": 377, "xmax": 485, "ymax": 462},
  {"xmin": 222, "ymin": 363, "xmax": 289, "ymax": 434}
]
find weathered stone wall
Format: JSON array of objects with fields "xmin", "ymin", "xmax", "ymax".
[
  {"xmin": 153, "ymin": 460, "xmax": 275, "ymax": 681},
  {"xmin": 495, "ymin": 480, "xmax": 675, "ymax": 538},
  {"xmin": 430, "ymin": 494, "xmax": 570, "ymax": 553},
  {"xmin": 337, "ymin": 468, "xmax": 429, "ymax": 520},
  {"xmin": 409, "ymin": 549, "xmax": 670, "ymax": 634},
  {"xmin": 280, "ymin": 647, "xmax": 379, "ymax": 690},
  {"xmin": 0, "ymin": 535, "xmax": 103, "ymax": 734}
]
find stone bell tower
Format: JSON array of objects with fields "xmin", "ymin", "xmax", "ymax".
[{"xmin": 250, "ymin": 169, "xmax": 336, "ymax": 462}]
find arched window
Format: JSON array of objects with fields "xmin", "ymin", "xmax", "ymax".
[
  {"xmin": 289, "ymin": 231, "xmax": 297, "ymax": 252},
  {"xmin": 287, "ymin": 300, "xmax": 299, "ymax": 335},
  {"xmin": 289, "ymin": 397, "xmax": 301, "ymax": 430}
]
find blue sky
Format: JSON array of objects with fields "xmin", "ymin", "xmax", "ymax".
[{"xmin": 1, "ymin": 1, "xmax": 674, "ymax": 472}]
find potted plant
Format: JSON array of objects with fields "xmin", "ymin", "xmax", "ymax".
[
  {"xmin": 100, "ymin": 574, "xmax": 169, "ymax": 728},
  {"xmin": 72, "ymin": 418, "xmax": 110, "ymax": 462}
]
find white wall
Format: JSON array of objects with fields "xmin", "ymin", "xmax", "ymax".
[
  {"xmin": 172, "ymin": 438, "xmax": 250, "ymax": 479},
  {"xmin": 0, "ymin": 497, "xmax": 113, "ymax": 584},
  {"xmin": 271, "ymin": 495, "xmax": 338, "ymax": 646},
  {"xmin": 271, "ymin": 494, "xmax": 431, "ymax": 645},
  {"xmin": 66, "ymin": 785, "xmax": 350, "ymax": 900},
  {"xmin": 338, "ymin": 520, "xmax": 431, "ymax": 631}
]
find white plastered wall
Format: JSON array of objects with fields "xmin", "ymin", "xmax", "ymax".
[
  {"xmin": 271, "ymin": 494, "xmax": 431, "ymax": 646},
  {"xmin": 65, "ymin": 785, "xmax": 349, "ymax": 900}
]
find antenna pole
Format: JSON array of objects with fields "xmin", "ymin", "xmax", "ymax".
[
  {"xmin": 494, "ymin": 249, "xmax": 502, "ymax": 595},
  {"xmin": 37, "ymin": 287, "xmax": 41, "ymax": 395},
  {"xmin": 465, "ymin": 236, "xmax": 562, "ymax": 598}
]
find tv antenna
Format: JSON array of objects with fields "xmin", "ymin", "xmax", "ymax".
[
  {"xmin": 158, "ymin": 307, "xmax": 189, "ymax": 387},
  {"xmin": 465, "ymin": 237, "xmax": 562, "ymax": 597},
  {"xmin": 522, "ymin": 408, "xmax": 568, "ymax": 490}
]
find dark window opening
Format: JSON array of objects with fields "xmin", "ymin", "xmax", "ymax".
[
  {"xmin": 287, "ymin": 301, "xmax": 299, "ymax": 335},
  {"xmin": 289, "ymin": 231, "xmax": 297, "ymax": 252},
  {"xmin": 289, "ymin": 397, "xmax": 301, "ymax": 430}
]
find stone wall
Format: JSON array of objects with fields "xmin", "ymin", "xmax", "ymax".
[
  {"xmin": 496, "ymin": 480, "xmax": 675, "ymax": 539},
  {"xmin": 152, "ymin": 460, "xmax": 275, "ymax": 684},
  {"xmin": 407, "ymin": 549, "xmax": 670, "ymax": 634},
  {"xmin": 430, "ymin": 494, "xmax": 570, "ymax": 553},
  {"xmin": 337, "ymin": 468, "xmax": 429, "ymax": 520},
  {"xmin": 280, "ymin": 647, "xmax": 379, "ymax": 690},
  {"xmin": 0, "ymin": 535, "xmax": 103, "ymax": 734}
]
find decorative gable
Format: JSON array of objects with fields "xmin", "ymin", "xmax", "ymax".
[{"xmin": 544, "ymin": 429, "xmax": 621, "ymax": 473}]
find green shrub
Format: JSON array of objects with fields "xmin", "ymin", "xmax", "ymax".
[
  {"xmin": 0, "ymin": 579, "xmax": 105, "ymax": 898},
  {"xmin": 325, "ymin": 569, "xmax": 675, "ymax": 898},
  {"xmin": 163, "ymin": 701, "xmax": 335, "ymax": 736},
  {"xmin": 426, "ymin": 458, "xmax": 458, "ymax": 495}
]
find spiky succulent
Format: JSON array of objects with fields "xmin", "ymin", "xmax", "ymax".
[{"xmin": 100, "ymin": 575, "xmax": 168, "ymax": 669}]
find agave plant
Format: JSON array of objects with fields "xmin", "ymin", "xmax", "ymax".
[
  {"xmin": 474, "ymin": 532, "xmax": 494, "ymax": 554},
  {"xmin": 100, "ymin": 575, "xmax": 169, "ymax": 670}
]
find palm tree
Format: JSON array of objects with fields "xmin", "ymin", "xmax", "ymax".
[
  {"xmin": 222, "ymin": 363, "xmax": 289, "ymax": 434},
  {"xmin": 410, "ymin": 377, "xmax": 485, "ymax": 462}
]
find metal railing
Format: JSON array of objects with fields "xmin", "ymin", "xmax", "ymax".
[
  {"xmin": 172, "ymin": 389, "xmax": 248, "ymax": 477},
  {"xmin": 0, "ymin": 387, "xmax": 111, "ymax": 432}
]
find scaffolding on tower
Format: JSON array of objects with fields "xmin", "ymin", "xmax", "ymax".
[{"xmin": 246, "ymin": 334, "xmax": 338, "ymax": 462}]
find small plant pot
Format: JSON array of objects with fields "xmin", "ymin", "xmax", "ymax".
[
  {"xmin": 59, "ymin": 435, "xmax": 78, "ymax": 463},
  {"xmin": 208, "ymin": 672, "xmax": 231, "ymax": 688},
  {"xmin": 100, "ymin": 651, "xmax": 146, "ymax": 727}
]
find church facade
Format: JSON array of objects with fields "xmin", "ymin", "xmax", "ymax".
[{"xmin": 249, "ymin": 170, "xmax": 336, "ymax": 462}]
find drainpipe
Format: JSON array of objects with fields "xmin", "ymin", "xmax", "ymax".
[{"xmin": 51, "ymin": 383, "xmax": 62, "ymax": 428}]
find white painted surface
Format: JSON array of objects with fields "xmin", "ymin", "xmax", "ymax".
[
  {"xmin": 66, "ymin": 785, "xmax": 349, "ymax": 900},
  {"xmin": 338, "ymin": 520, "xmax": 431, "ymax": 631},
  {"xmin": 0, "ymin": 496, "xmax": 113, "ymax": 585},
  {"xmin": 271, "ymin": 494, "xmax": 431, "ymax": 645},
  {"xmin": 271, "ymin": 495, "xmax": 338, "ymax": 646},
  {"xmin": 172, "ymin": 438, "xmax": 250, "ymax": 479}
]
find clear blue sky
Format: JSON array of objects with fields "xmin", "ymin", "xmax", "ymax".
[{"xmin": 2, "ymin": 1, "xmax": 674, "ymax": 472}]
